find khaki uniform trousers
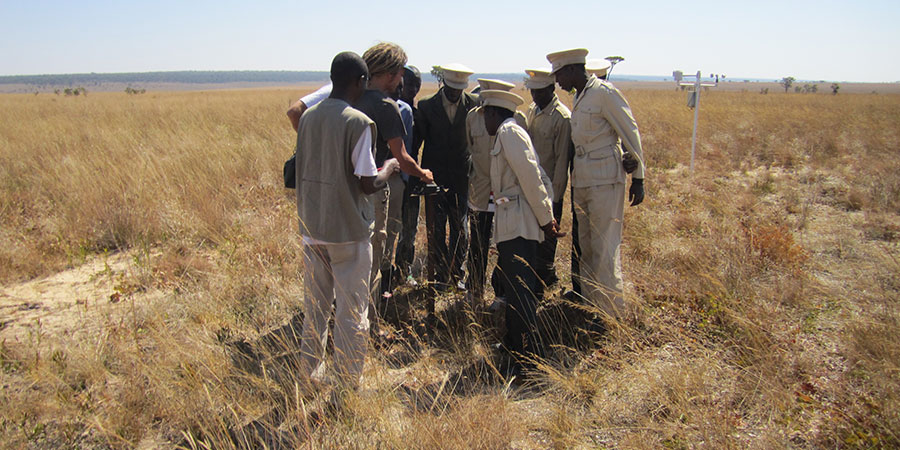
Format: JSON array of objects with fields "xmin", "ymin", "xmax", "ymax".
[
  {"xmin": 382, "ymin": 175, "xmax": 405, "ymax": 285},
  {"xmin": 370, "ymin": 188, "xmax": 389, "ymax": 300},
  {"xmin": 300, "ymin": 240, "xmax": 371, "ymax": 389},
  {"xmin": 572, "ymin": 182, "xmax": 626, "ymax": 318},
  {"xmin": 370, "ymin": 174, "xmax": 404, "ymax": 297}
]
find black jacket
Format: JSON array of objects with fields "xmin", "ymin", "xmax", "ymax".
[{"xmin": 414, "ymin": 88, "xmax": 478, "ymax": 191}]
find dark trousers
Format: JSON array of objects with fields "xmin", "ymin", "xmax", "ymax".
[
  {"xmin": 395, "ymin": 180, "xmax": 420, "ymax": 278},
  {"xmin": 467, "ymin": 210, "xmax": 493, "ymax": 300},
  {"xmin": 570, "ymin": 186, "xmax": 583, "ymax": 295},
  {"xmin": 536, "ymin": 201, "xmax": 564, "ymax": 296},
  {"xmin": 425, "ymin": 188, "xmax": 468, "ymax": 284},
  {"xmin": 497, "ymin": 237, "xmax": 541, "ymax": 362}
]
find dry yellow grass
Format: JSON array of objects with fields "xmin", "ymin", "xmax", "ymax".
[{"xmin": 1, "ymin": 86, "xmax": 898, "ymax": 449}]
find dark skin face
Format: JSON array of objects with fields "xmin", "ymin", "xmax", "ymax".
[
  {"xmin": 554, "ymin": 65, "xmax": 587, "ymax": 94},
  {"xmin": 401, "ymin": 73, "xmax": 421, "ymax": 105},
  {"xmin": 529, "ymin": 85, "xmax": 556, "ymax": 110},
  {"xmin": 442, "ymin": 86, "xmax": 463, "ymax": 104},
  {"xmin": 390, "ymin": 77, "xmax": 402, "ymax": 101},
  {"xmin": 483, "ymin": 107, "xmax": 504, "ymax": 137},
  {"xmin": 333, "ymin": 73, "xmax": 367, "ymax": 105}
]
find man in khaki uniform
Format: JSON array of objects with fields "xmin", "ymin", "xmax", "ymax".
[
  {"xmin": 482, "ymin": 90, "xmax": 564, "ymax": 376},
  {"xmin": 524, "ymin": 68, "xmax": 572, "ymax": 296},
  {"xmin": 547, "ymin": 48, "xmax": 645, "ymax": 322},
  {"xmin": 466, "ymin": 78, "xmax": 527, "ymax": 304},
  {"xmin": 561, "ymin": 58, "xmax": 611, "ymax": 300}
]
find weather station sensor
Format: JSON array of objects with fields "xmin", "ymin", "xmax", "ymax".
[{"xmin": 677, "ymin": 71, "xmax": 719, "ymax": 172}]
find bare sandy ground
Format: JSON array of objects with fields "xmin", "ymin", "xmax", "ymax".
[{"xmin": 0, "ymin": 253, "xmax": 158, "ymax": 342}]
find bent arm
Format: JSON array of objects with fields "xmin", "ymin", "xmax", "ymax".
[
  {"xmin": 501, "ymin": 128, "xmax": 554, "ymax": 227},
  {"xmin": 602, "ymin": 87, "xmax": 646, "ymax": 179},
  {"xmin": 287, "ymin": 100, "xmax": 307, "ymax": 132},
  {"xmin": 388, "ymin": 137, "xmax": 432, "ymax": 182},
  {"xmin": 551, "ymin": 118, "xmax": 572, "ymax": 203},
  {"xmin": 359, "ymin": 176, "xmax": 380, "ymax": 195}
]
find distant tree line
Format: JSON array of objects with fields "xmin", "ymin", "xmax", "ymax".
[
  {"xmin": 54, "ymin": 87, "xmax": 87, "ymax": 96},
  {"xmin": 780, "ymin": 77, "xmax": 840, "ymax": 95},
  {"xmin": 0, "ymin": 71, "xmax": 331, "ymax": 86}
]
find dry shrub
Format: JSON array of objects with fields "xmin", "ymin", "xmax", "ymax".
[{"xmin": 745, "ymin": 223, "xmax": 809, "ymax": 269}]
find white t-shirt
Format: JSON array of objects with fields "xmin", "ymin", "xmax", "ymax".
[
  {"xmin": 351, "ymin": 126, "xmax": 377, "ymax": 178},
  {"xmin": 302, "ymin": 126, "xmax": 376, "ymax": 246},
  {"xmin": 300, "ymin": 83, "xmax": 333, "ymax": 108}
]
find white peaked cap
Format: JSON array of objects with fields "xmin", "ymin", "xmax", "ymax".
[
  {"xmin": 480, "ymin": 89, "xmax": 524, "ymax": 113},
  {"xmin": 524, "ymin": 68, "xmax": 554, "ymax": 89},
  {"xmin": 440, "ymin": 63, "xmax": 474, "ymax": 89},
  {"xmin": 546, "ymin": 48, "xmax": 589, "ymax": 74}
]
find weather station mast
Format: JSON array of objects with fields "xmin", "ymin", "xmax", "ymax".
[{"xmin": 673, "ymin": 70, "xmax": 721, "ymax": 172}]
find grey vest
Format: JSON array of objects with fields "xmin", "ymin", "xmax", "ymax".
[{"xmin": 296, "ymin": 98, "xmax": 375, "ymax": 242}]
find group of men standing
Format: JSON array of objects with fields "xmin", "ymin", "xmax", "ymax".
[{"xmin": 289, "ymin": 43, "xmax": 645, "ymax": 394}]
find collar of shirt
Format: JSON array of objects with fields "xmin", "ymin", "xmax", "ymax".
[
  {"xmin": 441, "ymin": 88, "xmax": 461, "ymax": 107},
  {"xmin": 575, "ymin": 75, "xmax": 598, "ymax": 104},
  {"xmin": 534, "ymin": 95, "xmax": 560, "ymax": 117},
  {"xmin": 442, "ymin": 89, "xmax": 460, "ymax": 120},
  {"xmin": 500, "ymin": 117, "xmax": 517, "ymax": 128}
]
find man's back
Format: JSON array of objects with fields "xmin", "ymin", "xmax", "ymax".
[{"xmin": 296, "ymin": 98, "xmax": 375, "ymax": 243}]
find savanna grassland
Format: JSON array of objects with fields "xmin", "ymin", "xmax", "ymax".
[{"xmin": 1, "ymin": 86, "xmax": 898, "ymax": 449}]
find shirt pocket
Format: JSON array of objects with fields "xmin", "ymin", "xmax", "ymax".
[
  {"xmin": 586, "ymin": 147, "xmax": 620, "ymax": 181},
  {"xmin": 581, "ymin": 104, "xmax": 603, "ymax": 132},
  {"xmin": 496, "ymin": 195, "xmax": 522, "ymax": 238}
]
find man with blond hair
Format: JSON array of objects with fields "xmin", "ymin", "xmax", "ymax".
[{"xmin": 356, "ymin": 42, "xmax": 434, "ymax": 303}]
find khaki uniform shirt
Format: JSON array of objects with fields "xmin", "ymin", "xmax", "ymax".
[
  {"xmin": 468, "ymin": 106, "xmax": 527, "ymax": 211},
  {"xmin": 570, "ymin": 75, "xmax": 646, "ymax": 188},
  {"xmin": 490, "ymin": 118, "xmax": 554, "ymax": 243},
  {"xmin": 526, "ymin": 96, "xmax": 572, "ymax": 203}
]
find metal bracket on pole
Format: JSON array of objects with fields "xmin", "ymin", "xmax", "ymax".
[{"xmin": 679, "ymin": 71, "xmax": 717, "ymax": 173}]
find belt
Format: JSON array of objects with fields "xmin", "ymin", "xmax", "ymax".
[
  {"xmin": 575, "ymin": 139, "xmax": 619, "ymax": 157},
  {"xmin": 495, "ymin": 194, "xmax": 518, "ymax": 205}
]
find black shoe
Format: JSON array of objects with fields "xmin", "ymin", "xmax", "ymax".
[{"xmin": 587, "ymin": 318, "xmax": 607, "ymax": 336}]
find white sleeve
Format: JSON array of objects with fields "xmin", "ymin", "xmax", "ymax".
[
  {"xmin": 352, "ymin": 127, "xmax": 377, "ymax": 178},
  {"xmin": 299, "ymin": 83, "xmax": 333, "ymax": 108}
]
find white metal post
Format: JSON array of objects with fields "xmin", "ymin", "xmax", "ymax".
[{"xmin": 690, "ymin": 70, "xmax": 701, "ymax": 173}]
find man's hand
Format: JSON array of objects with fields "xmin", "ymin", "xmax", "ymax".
[
  {"xmin": 622, "ymin": 151, "xmax": 638, "ymax": 174},
  {"xmin": 374, "ymin": 159, "xmax": 400, "ymax": 188},
  {"xmin": 541, "ymin": 219, "xmax": 566, "ymax": 238},
  {"xmin": 384, "ymin": 158, "xmax": 401, "ymax": 174},
  {"xmin": 419, "ymin": 169, "xmax": 434, "ymax": 184},
  {"xmin": 552, "ymin": 201, "xmax": 564, "ymax": 222},
  {"xmin": 629, "ymin": 178, "xmax": 644, "ymax": 206}
]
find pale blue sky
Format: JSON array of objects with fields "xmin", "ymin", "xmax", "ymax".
[{"xmin": 2, "ymin": 0, "xmax": 898, "ymax": 82}]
